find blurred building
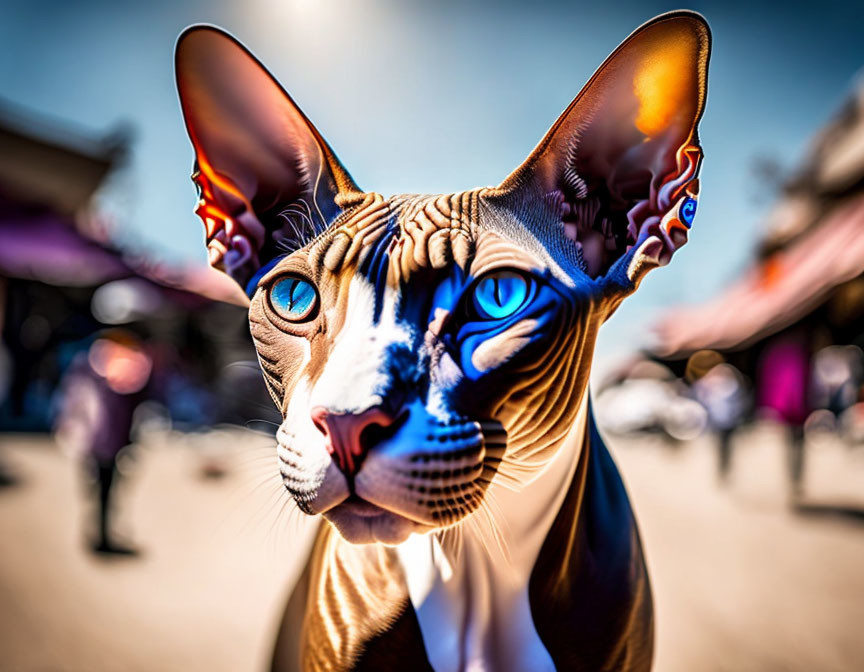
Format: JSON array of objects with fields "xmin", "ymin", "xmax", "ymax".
[
  {"xmin": 0, "ymin": 102, "xmax": 275, "ymax": 432},
  {"xmin": 651, "ymin": 79, "xmax": 864, "ymax": 421}
]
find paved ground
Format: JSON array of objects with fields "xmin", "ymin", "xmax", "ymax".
[{"xmin": 0, "ymin": 423, "xmax": 863, "ymax": 671}]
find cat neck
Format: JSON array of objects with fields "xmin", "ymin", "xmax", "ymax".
[{"xmin": 396, "ymin": 392, "xmax": 589, "ymax": 672}]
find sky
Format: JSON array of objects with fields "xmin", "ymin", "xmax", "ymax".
[{"xmin": 2, "ymin": 0, "xmax": 863, "ymax": 369}]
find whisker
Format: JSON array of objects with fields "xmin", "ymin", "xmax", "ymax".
[
  {"xmin": 246, "ymin": 419, "xmax": 280, "ymax": 428},
  {"xmin": 480, "ymin": 490, "xmax": 511, "ymax": 563},
  {"xmin": 276, "ymin": 198, "xmax": 324, "ymax": 253},
  {"xmin": 264, "ymin": 491, "xmax": 294, "ymax": 554}
]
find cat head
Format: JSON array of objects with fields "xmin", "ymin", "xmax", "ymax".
[{"xmin": 176, "ymin": 12, "xmax": 710, "ymax": 544}]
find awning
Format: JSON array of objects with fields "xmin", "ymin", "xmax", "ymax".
[
  {"xmin": 0, "ymin": 203, "xmax": 247, "ymax": 307},
  {"xmin": 651, "ymin": 193, "xmax": 864, "ymax": 358},
  {"xmin": 0, "ymin": 209, "xmax": 133, "ymax": 286}
]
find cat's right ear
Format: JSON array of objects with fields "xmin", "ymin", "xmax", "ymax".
[{"xmin": 175, "ymin": 26, "xmax": 362, "ymax": 293}]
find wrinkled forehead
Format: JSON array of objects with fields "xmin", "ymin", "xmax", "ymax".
[{"xmin": 319, "ymin": 190, "xmax": 566, "ymax": 284}]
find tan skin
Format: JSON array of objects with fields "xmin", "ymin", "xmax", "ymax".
[{"xmin": 176, "ymin": 11, "xmax": 710, "ymax": 670}]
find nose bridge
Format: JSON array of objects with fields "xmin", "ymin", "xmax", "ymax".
[
  {"xmin": 312, "ymin": 329, "xmax": 403, "ymax": 414},
  {"xmin": 311, "ymin": 268, "xmax": 421, "ymax": 414},
  {"xmin": 311, "ymin": 405, "xmax": 397, "ymax": 478}
]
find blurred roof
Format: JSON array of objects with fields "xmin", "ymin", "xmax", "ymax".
[
  {"xmin": 652, "ymin": 194, "xmax": 864, "ymax": 357},
  {"xmin": 0, "ymin": 100, "xmax": 127, "ymax": 216},
  {"xmin": 760, "ymin": 80, "xmax": 864, "ymax": 255},
  {"xmin": 811, "ymin": 85, "xmax": 864, "ymax": 197},
  {"xmin": 0, "ymin": 197, "xmax": 247, "ymax": 307},
  {"xmin": 0, "ymin": 199, "xmax": 131, "ymax": 286},
  {"xmin": 0, "ymin": 101, "xmax": 247, "ymax": 308},
  {"xmin": 652, "ymin": 78, "xmax": 864, "ymax": 359}
]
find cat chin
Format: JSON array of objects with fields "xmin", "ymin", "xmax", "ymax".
[{"xmin": 324, "ymin": 504, "xmax": 427, "ymax": 545}]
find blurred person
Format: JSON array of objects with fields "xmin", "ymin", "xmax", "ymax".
[
  {"xmin": 54, "ymin": 329, "xmax": 152, "ymax": 556},
  {"xmin": 756, "ymin": 333, "xmax": 811, "ymax": 498},
  {"xmin": 811, "ymin": 345, "xmax": 863, "ymax": 421},
  {"xmin": 691, "ymin": 361, "xmax": 749, "ymax": 482},
  {"xmin": 839, "ymin": 384, "xmax": 864, "ymax": 444}
]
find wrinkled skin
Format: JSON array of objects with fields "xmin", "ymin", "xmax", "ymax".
[{"xmin": 176, "ymin": 11, "xmax": 710, "ymax": 670}]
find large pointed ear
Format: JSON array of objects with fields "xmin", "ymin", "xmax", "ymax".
[
  {"xmin": 496, "ymin": 11, "xmax": 710, "ymax": 290},
  {"xmin": 175, "ymin": 26, "xmax": 362, "ymax": 293}
]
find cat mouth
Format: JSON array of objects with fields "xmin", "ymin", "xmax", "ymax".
[
  {"xmin": 323, "ymin": 494, "xmax": 434, "ymax": 544},
  {"xmin": 330, "ymin": 494, "xmax": 431, "ymax": 526},
  {"xmin": 338, "ymin": 494, "xmax": 388, "ymax": 518}
]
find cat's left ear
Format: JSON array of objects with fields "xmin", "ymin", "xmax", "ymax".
[
  {"xmin": 495, "ymin": 11, "xmax": 710, "ymax": 296},
  {"xmin": 175, "ymin": 26, "xmax": 362, "ymax": 293}
]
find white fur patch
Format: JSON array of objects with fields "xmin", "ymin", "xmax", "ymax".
[{"xmin": 310, "ymin": 275, "xmax": 412, "ymax": 412}]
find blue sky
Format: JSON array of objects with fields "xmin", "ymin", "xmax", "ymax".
[{"xmin": 1, "ymin": 0, "xmax": 862, "ymax": 368}]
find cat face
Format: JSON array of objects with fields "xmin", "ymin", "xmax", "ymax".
[
  {"xmin": 248, "ymin": 192, "xmax": 596, "ymax": 544},
  {"xmin": 176, "ymin": 13, "xmax": 710, "ymax": 544}
]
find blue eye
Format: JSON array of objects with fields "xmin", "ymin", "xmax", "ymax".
[
  {"xmin": 472, "ymin": 271, "xmax": 529, "ymax": 320},
  {"xmin": 270, "ymin": 276, "xmax": 318, "ymax": 321}
]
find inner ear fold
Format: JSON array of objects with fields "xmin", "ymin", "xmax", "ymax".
[
  {"xmin": 497, "ymin": 11, "xmax": 710, "ymax": 280},
  {"xmin": 175, "ymin": 26, "xmax": 362, "ymax": 291}
]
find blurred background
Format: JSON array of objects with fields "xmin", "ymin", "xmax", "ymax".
[{"xmin": 1, "ymin": 1, "xmax": 863, "ymax": 670}]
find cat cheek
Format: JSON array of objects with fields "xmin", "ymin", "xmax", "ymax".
[{"xmin": 468, "ymin": 320, "xmax": 539, "ymax": 375}]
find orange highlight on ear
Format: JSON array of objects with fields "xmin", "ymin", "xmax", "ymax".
[
  {"xmin": 193, "ymin": 149, "xmax": 251, "ymax": 211},
  {"xmin": 190, "ymin": 147, "xmax": 259, "ymax": 253},
  {"xmin": 665, "ymin": 217, "xmax": 688, "ymax": 235},
  {"xmin": 633, "ymin": 39, "xmax": 696, "ymax": 137},
  {"xmin": 686, "ymin": 178, "xmax": 700, "ymax": 197}
]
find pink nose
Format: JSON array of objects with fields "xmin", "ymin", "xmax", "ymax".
[{"xmin": 310, "ymin": 406, "xmax": 398, "ymax": 478}]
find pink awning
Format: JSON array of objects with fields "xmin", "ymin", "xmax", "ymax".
[
  {"xmin": 651, "ymin": 194, "xmax": 864, "ymax": 358},
  {"xmin": 0, "ymin": 204, "xmax": 247, "ymax": 307},
  {"xmin": 0, "ymin": 210, "xmax": 132, "ymax": 286}
]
